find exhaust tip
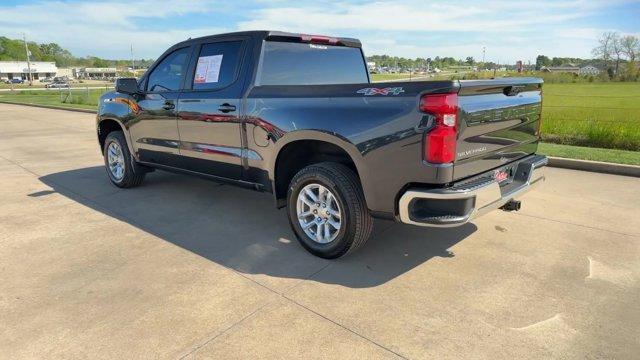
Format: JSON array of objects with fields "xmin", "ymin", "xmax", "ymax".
[{"xmin": 500, "ymin": 199, "xmax": 521, "ymax": 212}]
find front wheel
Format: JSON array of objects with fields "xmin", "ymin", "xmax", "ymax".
[
  {"xmin": 287, "ymin": 162, "xmax": 373, "ymax": 259},
  {"xmin": 103, "ymin": 131, "xmax": 146, "ymax": 188}
]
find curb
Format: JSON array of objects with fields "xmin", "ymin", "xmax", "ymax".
[
  {"xmin": 548, "ymin": 156, "xmax": 640, "ymax": 177},
  {"xmin": 0, "ymin": 101, "xmax": 96, "ymax": 114}
]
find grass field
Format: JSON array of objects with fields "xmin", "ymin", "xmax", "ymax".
[
  {"xmin": 0, "ymin": 80, "xmax": 113, "ymax": 89},
  {"xmin": 371, "ymin": 73, "xmax": 416, "ymax": 82},
  {"xmin": 0, "ymin": 83, "xmax": 52, "ymax": 89},
  {"xmin": 542, "ymin": 82, "xmax": 640, "ymax": 151},
  {"xmin": 538, "ymin": 143, "xmax": 640, "ymax": 165},
  {"xmin": 0, "ymin": 88, "xmax": 108, "ymax": 110}
]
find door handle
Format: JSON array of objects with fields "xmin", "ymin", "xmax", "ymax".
[
  {"xmin": 218, "ymin": 103, "xmax": 236, "ymax": 113},
  {"xmin": 162, "ymin": 100, "xmax": 175, "ymax": 110}
]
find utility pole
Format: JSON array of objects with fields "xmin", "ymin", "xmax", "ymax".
[
  {"xmin": 482, "ymin": 46, "xmax": 486, "ymax": 70},
  {"xmin": 23, "ymin": 33, "xmax": 32, "ymax": 86},
  {"xmin": 130, "ymin": 44, "xmax": 135, "ymax": 74}
]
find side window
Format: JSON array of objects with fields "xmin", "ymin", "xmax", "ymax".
[
  {"xmin": 192, "ymin": 41, "xmax": 243, "ymax": 90},
  {"xmin": 147, "ymin": 47, "xmax": 190, "ymax": 92}
]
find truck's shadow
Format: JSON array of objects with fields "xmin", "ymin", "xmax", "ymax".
[{"xmin": 39, "ymin": 167, "xmax": 476, "ymax": 288}]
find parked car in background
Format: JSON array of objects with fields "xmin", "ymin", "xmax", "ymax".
[
  {"xmin": 97, "ymin": 30, "xmax": 547, "ymax": 258},
  {"xmin": 5, "ymin": 78, "xmax": 25, "ymax": 84},
  {"xmin": 45, "ymin": 81, "xmax": 70, "ymax": 89}
]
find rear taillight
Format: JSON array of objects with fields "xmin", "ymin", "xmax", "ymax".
[{"xmin": 420, "ymin": 93, "xmax": 458, "ymax": 164}]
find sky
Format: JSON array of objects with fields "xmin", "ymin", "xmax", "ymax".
[{"xmin": 1, "ymin": 0, "xmax": 639, "ymax": 63}]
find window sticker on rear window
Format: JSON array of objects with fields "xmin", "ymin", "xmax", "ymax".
[{"xmin": 194, "ymin": 54, "xmax": 223, "ymax": 83}]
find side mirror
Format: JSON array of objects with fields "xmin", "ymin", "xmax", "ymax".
[{"xmin": 115, "ymin": 78, "xmax": 140, "ymax": 95}]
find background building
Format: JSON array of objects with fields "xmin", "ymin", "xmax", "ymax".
[
  {"xmin": 73, "ymin": 67, "xmax": 117, "ymax": 80},
  {"xmin": 541, "ymin": 65, "xmax": 580, "ymax": 74},
  {"xmin": 579, "ymin": 65, "xmax": 601, "ymax": 76},
  {"xmin": 0, "ymin": 61, "xmax": 57, "ymax": 81},
  {"xmin": 55, "ymin": 68, "xmax": 74, "ymax": 79},
  {"xmin": 366, "ymin": 61, "xmax": 376, "ymax": 72}
]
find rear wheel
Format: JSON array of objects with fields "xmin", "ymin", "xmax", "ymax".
[
  {"xmin": 103, "ymin": 131, "xmax": 145, "ymax": 188},
  {"xmin": 287, "ymin": 162, "xmax": 372, "ymax": 259}
]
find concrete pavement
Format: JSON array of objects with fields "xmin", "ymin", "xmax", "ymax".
[{"xmin": 1, "ymin": 103, "xmax": 639, "ymax": 359}]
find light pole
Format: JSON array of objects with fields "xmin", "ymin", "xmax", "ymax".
[
  {"xmin": 130, "ymin": 44, "xmax": 135, "ymax": 73},
  {"xmin": 23, "ymin": 33, "xmax": 32, "ymax": 86},
  {"xmin": 482, "ymin": 46, "xmax": 486, "ymax": 70}
]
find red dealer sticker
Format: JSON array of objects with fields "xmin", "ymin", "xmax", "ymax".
[{"xmin": 494, "ymin": 169, "xmax": 509, "ymax": 183}]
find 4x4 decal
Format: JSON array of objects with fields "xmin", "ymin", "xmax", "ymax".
[{"xmin": 357, "ymin": 87, "xmax": 405, "ymax": 96}]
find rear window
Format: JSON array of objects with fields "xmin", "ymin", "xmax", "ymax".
[{"xmin": 259, "ymin": 41, "xmax": 368, "ymax": 85}]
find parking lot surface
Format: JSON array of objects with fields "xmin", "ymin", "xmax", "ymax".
[{"xmin": 1, "ymin": 103, "xmax": 639, "ymax": 359}]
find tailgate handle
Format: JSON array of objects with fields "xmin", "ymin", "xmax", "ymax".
[{"xmin": 504, "ymin": 85, "xmax": 525, "ymax": 96}]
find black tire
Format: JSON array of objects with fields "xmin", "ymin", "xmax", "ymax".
[
  {"xmin": 287, "ymin": 162, "xmax": 373, "ymax": 259},
  {"xmin": 103, "ymin": 131, "xmax": 146, "ymax": 188}
]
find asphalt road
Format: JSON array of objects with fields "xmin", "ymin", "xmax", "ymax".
[{"xmin": 1, "ymin": 103, "xmax": 638, "ymax": 359}]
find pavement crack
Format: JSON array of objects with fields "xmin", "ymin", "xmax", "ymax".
[
  {"xmin": 282, "ymin": 295, "xmax": 409, "ymax": 359},
  {"xmin": 281, "ymin": 262, "xmax": 333, "ymax": 294},
  {"xmin": 176, "ymin": 299, "xmax": 275, "ymax": 360},
  {"xmin": 0, "ymin": 153, "xmax": 44, "ymax": 178}
]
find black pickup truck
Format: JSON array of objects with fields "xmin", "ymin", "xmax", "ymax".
[{"xmin": 97, "ymin": 30, "xmax": 546, "ymax": 258}]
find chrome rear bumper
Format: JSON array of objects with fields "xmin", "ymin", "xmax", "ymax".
[{"xmin": 398, "ymin": 155, "xmax": 547, "ymax": 227}]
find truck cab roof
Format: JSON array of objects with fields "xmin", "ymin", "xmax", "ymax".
[{"xmin": 174, "ymin": 30, "xmax": 362, "ymax": 49}]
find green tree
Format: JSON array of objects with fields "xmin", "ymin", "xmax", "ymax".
[
  {"xmin": 88, "ymin": 57, "xmax": 111, "ymax": 67},
  {"xmin": 0, "ymin": 37, "xmax": 28, "ymax": 61},
  {"xmin": 0, "ymin": 36, "xmax": 160, "ymax": 69},
  {"xmin": 535, "ymin": 55, "xmax": 551, "ymax": 70},
  {"xmin": 40, "ymin": 43, "xmax": 74, "ymax": 67},
  {"xmin": 26, "ymin": 42, "xmax": 44, "ymax": 61},
  {"xmin": 551, "ymin": 57, "xmax": 563, "ymax": 66},
  {"xmin": 620, "ymin": 35, "xmax": 639, "ymax": 62},
  {"xmin": 592, "ymin": 32, "xmax": 616, "ymax": 70}
]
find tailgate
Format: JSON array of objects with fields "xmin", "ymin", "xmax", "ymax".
[{"xmin": 453, "ymin": 78, "xmax": 543, "ymax": 180}]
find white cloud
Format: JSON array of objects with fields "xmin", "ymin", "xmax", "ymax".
[
  {"xmin": 238, "ymin": 0, "xmax": 638, "ymax": 62},
  {"xmin": 0, "ymin": 0, "xmax": 637, "ymax": 62},
  {"xmin": 0, "ymin": 0, "xmax": 229, "ymax": 58},
  {"xmin": 237, "ymin": 0, "xmax": 616, "ymax": 33}
]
